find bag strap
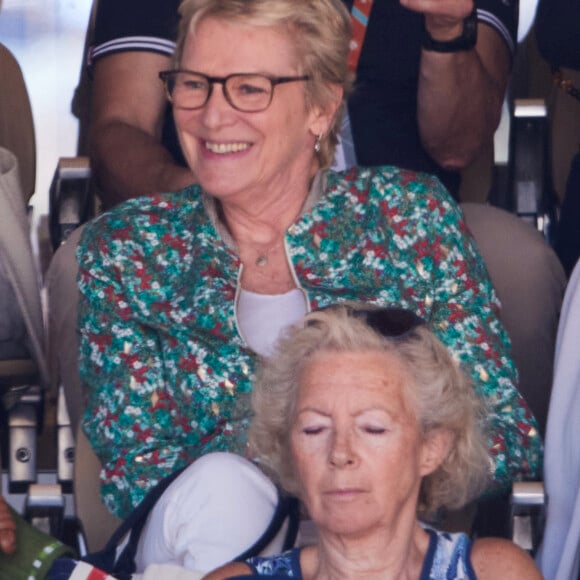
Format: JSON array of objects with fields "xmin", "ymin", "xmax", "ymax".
[
  {"xmin": 348, "ymin": 0, "xmax": 375, "ymax": 72},
  {"xmin": 234, "ymin": 493, "xmax": 301, "ymax": 562},
  {"xmin": 83, "ymin": 466, "xmax": 300, "ymax": 579},
  {"xmin": 82, "ymin": 465, "xmax": 187, "ymax": 579}
]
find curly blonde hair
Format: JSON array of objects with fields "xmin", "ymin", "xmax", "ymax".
[
  {"xmin": 174, "ymin": 0, "xmax": 353, "ymax": 169},
  {"xmin": 250, "ymin": 304, "xmax": 492, "ymax": 518}
]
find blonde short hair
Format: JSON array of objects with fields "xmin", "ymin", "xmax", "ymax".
[
  {"xmin": 175, "ymin": 0, "xmax": 353, "ymax": 169},
  {"xmin": 250, "ymin": 304, "xmax": 491, "ymax": 518}
]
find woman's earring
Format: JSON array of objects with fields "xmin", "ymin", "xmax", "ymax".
[{"xmin": 314, "ymin": 134, "xmax": 322, "ymax": 153}]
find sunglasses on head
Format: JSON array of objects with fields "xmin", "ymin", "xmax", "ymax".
[{"xmin": 312, "ymin": 304, "xmax": 426, "ymax": 339}]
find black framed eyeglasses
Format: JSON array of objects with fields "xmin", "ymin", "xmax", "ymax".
[
  {"xmin": 159, "ymin": 69, "xmax": 311, "ymax": 113},
  {"xmin": 312, "ymin": 304, "xmax": 426, "ymax": 340}
]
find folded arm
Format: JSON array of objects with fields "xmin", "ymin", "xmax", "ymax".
[
  {"xmin": 77, "ymin": 219, "xmax": 191, "ymax": 518},
  {"xmin": 403, "ymin": 0, "xmax": 511, "ymax": 170},
  {"xmin": 89, "ymin": 51, "xmax": 195, "ymax": 208},
  {"xmin": 420, "ymin": 187, "xmax": 543, "ymax": 490}
]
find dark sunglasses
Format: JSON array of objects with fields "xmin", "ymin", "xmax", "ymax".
[{"xmin": 312, "ymin": 304, "xmax": 426, "ymax": 339}]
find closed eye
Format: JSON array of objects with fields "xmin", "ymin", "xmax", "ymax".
[
  {"xmin": 303, "ymin": 426, "xmax": 326, "ymax": 435},
  {"xmin": 363, "ymin": 426, "xmax": 387, "ymax": 434}
]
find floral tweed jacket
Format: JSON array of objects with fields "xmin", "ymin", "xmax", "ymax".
[{"xmin": 78, "ymin": 166, "xmax": 542, "ymax": 518}]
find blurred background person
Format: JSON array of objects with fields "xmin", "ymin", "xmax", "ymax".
[{"xmin": 535, "ymin": 0, "xmax": 580, "ymax": 278}]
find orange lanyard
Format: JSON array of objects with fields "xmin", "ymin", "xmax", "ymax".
[{"xmin": 348, "ymin": 0, "xmax": 375, "ymax": 72}]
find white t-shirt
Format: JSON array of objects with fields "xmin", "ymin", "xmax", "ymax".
[{"xmin": 236, "ymin": 288, "xmax": 308, "ymax": 356}]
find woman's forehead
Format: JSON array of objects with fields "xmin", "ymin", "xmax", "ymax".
[
  {"xmin": 297, "ymin": 350, "xmax": 415, "ymax": 414},
  {"xmin": 181, "ymin": 16, "xmax": 301, "ymax": 73}
]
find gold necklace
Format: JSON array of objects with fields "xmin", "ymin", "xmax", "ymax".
[
  {"xmin": 253, "ymin": 239, "xmax": 282, "ymax": 267},
  {"xmin": 256, "ymin": 253, "xmax": 269, "ymax": 267}
]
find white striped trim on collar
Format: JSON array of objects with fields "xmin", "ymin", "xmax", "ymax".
[{"xmin": 90, "ymin": 36, "xmax": 176, "ymax": 62}]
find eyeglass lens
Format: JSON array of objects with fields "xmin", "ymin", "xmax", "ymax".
[{"xmin": 165, "ymin": 72, "xmax": 273, "ymax": 112}]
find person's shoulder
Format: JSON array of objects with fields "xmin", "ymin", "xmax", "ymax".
[
  {"xmin": 79, "ymin": 187, "xmax": 201, "ymax": 254},
  {"xmin": 377, "ymin": 165, "xmax": 451, "ymax": 200},
  {"xmin": 329, "ymin": 165, "xmax": 459, "ymax": 218},
  {"xmin": 470, "ymin": 537, "xmax": 543, "ymax": 579},
  {"xmin": 329, "ymin": 165, "xmax": 447, "ymax": 197}
]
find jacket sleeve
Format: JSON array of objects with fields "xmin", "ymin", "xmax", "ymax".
[
  {"xmin": 77, "ymin": 213, "xmax": 190, "ymax": 519},
  {"xmin": 416, "ymin": 184, "xmax": 543, "ymax": 492}
]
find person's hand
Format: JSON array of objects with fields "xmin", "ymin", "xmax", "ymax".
[
  {"xmin": 400, "ymin": 0, "xmax": 474, "ymax": 42},
  {"xmin": 0, "ymin": 496, "xmax": 17, "ymax": 554}
]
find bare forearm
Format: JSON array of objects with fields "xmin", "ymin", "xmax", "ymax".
[
  {"xmin": 418, "ymin": 25, "xmax": 509, "ymax": 170},
  {"xmin": 89, "ymin": 52, "xmax": 196, "ymax": 209},
  {"xmin": 90, "ymin": 121, "xmax": 195, "ymax": 209}
]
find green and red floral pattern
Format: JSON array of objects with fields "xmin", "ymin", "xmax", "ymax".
[{"xmin": 78, "ymin": 166, "xmax": 542, "ymax": 518}]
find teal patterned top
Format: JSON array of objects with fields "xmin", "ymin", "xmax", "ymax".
[
  {"xmin": 246, "ymin": 529, "xmax": 476, "ymax": 579},
  {"xmin": 77, "ymin": 166, "xmax": 542, "ymax": 518}
]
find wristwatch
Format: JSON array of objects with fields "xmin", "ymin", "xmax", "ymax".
[{"xmin": 422, "ymin": 8, "xmax": 478, "ymax": 53}]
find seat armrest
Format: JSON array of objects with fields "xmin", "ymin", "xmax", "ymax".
[
  {"xmin": 512, "ymin": 481, "xmax": 545, "ymax": 506},
  {"xmin": 489, "ymin": 98, "xmax": 559, "ymax": 244},
  {"xmin": 49, "ymin": 156, "xmax": 93, "ymax": 251},
  {"xmin": 511, "ymin": 481, "xmax": 546, "ymax": 554}
]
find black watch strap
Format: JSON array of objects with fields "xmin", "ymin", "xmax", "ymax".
[{"xmin": 422, "ymin": 8, "xmax": 478, "ymax": 53}]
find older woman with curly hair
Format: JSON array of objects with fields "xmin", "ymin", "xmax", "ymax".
[{"xmin": 207, "ymin": 305, "xmax": 541, "ymax": 579}]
